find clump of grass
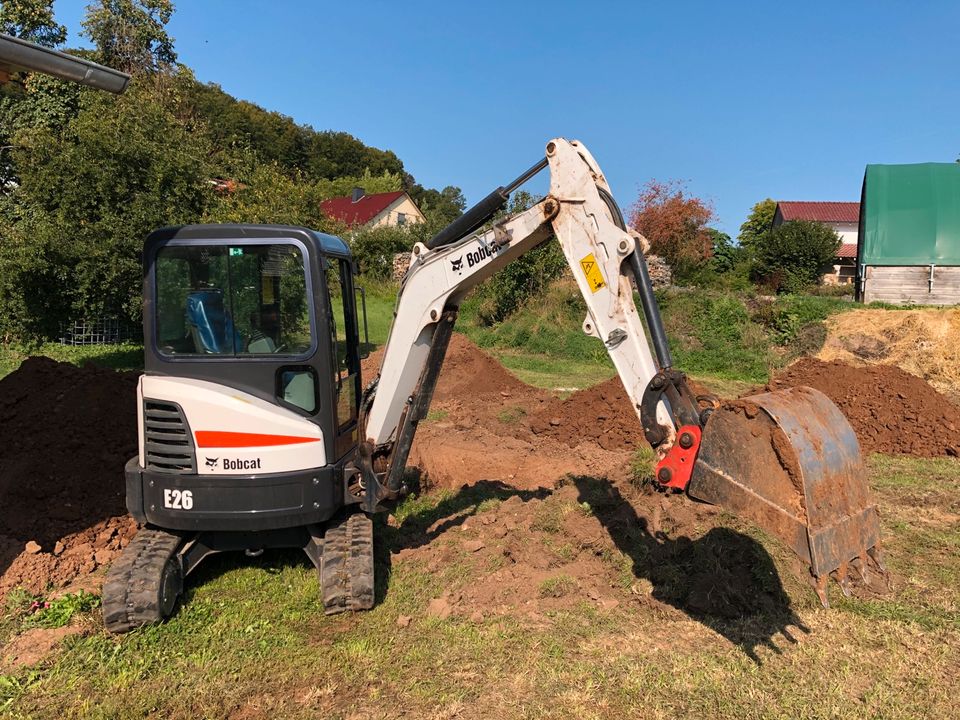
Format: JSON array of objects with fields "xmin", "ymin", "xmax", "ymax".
[
  {"xmin": 424, "ymin": 409, "xmax": 449, "ymax": 423},
  {"xmin": 538, "ymin": 574, "xmax": 578, "ymax": 598},
  {"xmin": 629, "ymin": 446, "xmax": 657, "ymax": 486},
  {"xmin": 496, "ymin": 406, "xmax": 526, "ymax": 424},
  {"xmin": 476, "ymin": 498, "xmax": 502, "ymax": 514},
  {"xmin": 15, "ymin": 590, "xmax": 101, "ymax": 629}
]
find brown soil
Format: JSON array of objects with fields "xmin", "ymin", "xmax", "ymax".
[
  {"xmin": 768, "ymin": 358, "xmax": 960, "ymax": 457},
  {"xmin": 526, "ymin": 377, "xmax": 645, "ymax": 451},
  {"xmin": 0, "ymin": 358, "xmax": 140, "ymax": 600},
  {"xmin": 0, "ymin": 624, "xmax": 83, "ymax": 672}
]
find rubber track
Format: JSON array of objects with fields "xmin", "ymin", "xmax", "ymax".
[
  {"xmin": 102, "ymin": 528, "xmax": 183, "ymax": 633},
  {"xmin": 321, "ymin": 512, "xmax": 374, "ymax": 614}
]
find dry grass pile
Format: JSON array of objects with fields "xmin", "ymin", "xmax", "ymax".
[{"xmin": 818, "ymin": 308, "xmax": 960, "ymax": 404}]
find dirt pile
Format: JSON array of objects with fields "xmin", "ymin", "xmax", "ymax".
[
  {"xmin": 769, "ymin": 358, "xmax": 960, "ymax": 457},
  {"xmin": 433, "ymin": 334, "xmax": 530, "ymax": 402},
  {"xmin": 526, "ymin": 377, "xmax": 645, "ymax": 451},
  {"xmin": 0, "ymin": 357, "xmax": 139, "ymax": 599},
  {"xmin": 818, "ymin": 308, "xmax": 960, "ymax": 405}
]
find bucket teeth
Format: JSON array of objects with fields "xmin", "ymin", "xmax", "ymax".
[
  {"xmin": 813, "ymin": 574, "xmax": 831, "ymax": 609},
  {"xmin": 851, "ymin": 555, "xmax": 872, "ymax": 585},
  {"xmin": 867, "ymin": 546, "xmax": 887, "ymax": 573},
  {"xmin": 833, "ymin": 562, "xmax": 853, "ymax": 598}
]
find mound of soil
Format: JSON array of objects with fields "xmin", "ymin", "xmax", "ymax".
[
  {"xmin": 526, "ymin": 377, "xmax": 644, "ymax": 451},
  {"xmin": 433, "ymin": 334, "xmax": 530, "ymax": 402},
  {"xmin": 0, "ymin": 357, "xmax": 139, "ymax": 599},
  {"xmin": 769, "ymin": 358, "xmax": 960, "ymax": 457}
]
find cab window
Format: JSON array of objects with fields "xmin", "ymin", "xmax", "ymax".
[
  {"xmin": 155, "ymin": 244, "xmax": 312, "ymax": 357},
  {"xmin": 326, "ymin": 259, "xmax": 359, "ymax": 429}
]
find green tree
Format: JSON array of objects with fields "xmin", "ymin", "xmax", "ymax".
[
  {"xmin": 752, "ymin": 220, "xmax": 840, "ymax": 293},
  {"xmin": 707, "ymin": 228, "xmax": 741, "ymax": 273},
  {"xmin": 0, "ymin": 0, "xmax": 66, "ymax": 46},
  {"xmin": 0, "ymin": 74, "xmax": 212, "ymax": 340},
  {"xmin": 315, "ymin": 169, "xmax": 403, "ymax": 200},
  {"xmin": 408, "ymin": 184, "xmax": 466, "ymax": 225},
  {"xmin": 738, "ymin": 198, "xmax": 776, "ymax": 251},
  {"xmin": 81, "ymin": 0, "xmax": 176, "ymax": 74},
  {"xmin": 204, "ymin": 160, "xmax": 337, "ymax": 230}
]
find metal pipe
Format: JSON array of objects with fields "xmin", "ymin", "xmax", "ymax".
[{"xmin": 0, "ymin": 33, "xmax": 129, "ymax": 93}]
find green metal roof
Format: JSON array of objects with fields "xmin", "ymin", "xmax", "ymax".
[{"xmin": 860, "ymin": 162, "xmax": 960, "ymax": 266}]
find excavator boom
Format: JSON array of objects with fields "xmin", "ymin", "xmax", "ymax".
[{"xmin": 358, "ymin": 138, "xmax": 885, "ymax": 604}]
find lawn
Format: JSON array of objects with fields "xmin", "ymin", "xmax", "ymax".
[{"xmin": 2, "ymin": 454, "xmax": 958, "ymax": 718}]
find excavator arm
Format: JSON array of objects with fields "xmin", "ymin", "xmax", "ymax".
[{"xmin": 356, "ymin": 138, "xmax": 885, "ymax": 605}]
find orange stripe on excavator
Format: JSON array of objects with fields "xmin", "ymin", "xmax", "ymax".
[{"xmin": 195, "ymin": 431, "xmax": 321, "ymax": 448}]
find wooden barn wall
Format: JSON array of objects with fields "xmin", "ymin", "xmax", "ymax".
[{"xmin": 862, "ymin": 265, "xmax": 960, "ymax": 305}]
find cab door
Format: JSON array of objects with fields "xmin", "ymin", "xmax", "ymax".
[{"xmin": 324, "ymin": 256, "xmax": 361, "ymax": 459}]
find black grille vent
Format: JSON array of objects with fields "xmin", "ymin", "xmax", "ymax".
[{"xmin": 143, "ymin": 400, "xmax": 196, "ymax": 473}]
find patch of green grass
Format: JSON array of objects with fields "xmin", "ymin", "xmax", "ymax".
[
  {"xmin": 538, "ymin": 574, "xmax": 578, "ymax": 598},
  {"xmin": 424, "ymin": 409, "xmax": 449, "ymax": 423},
  {"xmin": 0, "ymin": 342, "xmax": 143, "ymax": 380},
  {"xmin": 496, "ymin": 406, "xmax": 526, "ymax": 424},
  {"xmin": 629, "ymin": 446, "xmax": 657, "ymax": 485},
  {"xmin": 22, "ymin": 591, "xmax": 101, "ymax": 630}
]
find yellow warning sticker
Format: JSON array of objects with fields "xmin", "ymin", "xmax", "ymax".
[{"xmin": 579, "ymin": 254, "xmax": 606, "ymax": 293}]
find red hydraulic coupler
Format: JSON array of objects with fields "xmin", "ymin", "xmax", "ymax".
[{"xmin": 654, "ymin": 425, "xmax": 702, "ymax": 491}]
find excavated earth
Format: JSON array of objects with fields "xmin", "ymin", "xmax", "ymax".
[
  {"xmin": 767, "ymin": 358, "xmax": 960, "ymax": 457},
  {"xmin": 0, "ymin": 358, "xmax": 139, "ymax": 602},
  {"xmin": 4, "ymin": 334, "xmax": 951, "ymax": 620}
]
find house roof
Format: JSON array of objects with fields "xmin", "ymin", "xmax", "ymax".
[
  {"xmin": 777, "ymin": 201, "xmax": 860, "ymax": 223},
  {"xmin": 837, "ymin": 243, "xmax": 857, "ymax": 259},
  {"xmin": 320, "ymin": 190, "xmax": 407, "ymax": 226}
]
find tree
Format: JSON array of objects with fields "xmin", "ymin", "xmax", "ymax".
[
  {"xmin": 706, "ymin": 228, "xmax": 742, "ymax": 274},
  {"xmin": 738, "ymin": 198, "xmax": 776, "ymax": 251},
  {"xmin": 408, "ymin": 184, "xmax": 466, "ymax": 226},
  {"xmin": 81, "ymin": 0, "xmax": 176, "ymax": 74},
  {"xmin": 629, "ymin": 180, "xmax": 715, "ymax": 280},
  {"xmin": 752, "ymin": 220, "xmax": 840, "ymax": 293},
  {"xmin": 0, "ymin": 0, "xmax": 66, "ymax": 46},
  {"xmin": 0, "ymin": 74, "xmax": 212, "ymax": 340}
]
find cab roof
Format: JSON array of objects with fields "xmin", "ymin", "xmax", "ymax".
[{"xmin": 145, "ymin": 224, "xmax": 351, "ymax": 258}]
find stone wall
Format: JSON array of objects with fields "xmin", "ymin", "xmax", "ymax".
[
  {"xmin": 645, "ymin": 254, "xmax": 673, "ymax": 288},
  {"xmin": 393, "ymin": 252, "xmax": 411, "ymax": 281}
]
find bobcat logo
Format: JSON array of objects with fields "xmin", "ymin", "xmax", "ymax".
[
  {"xmin": 450, "ymin": 256, "xmax": 463, "ymax": 273},
  {"xmin": 205, "ymin": 457, "xmax": 219, "ymax": 469}
]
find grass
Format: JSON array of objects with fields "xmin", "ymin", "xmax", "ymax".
[
  {"xmin": 2, "ymin": 453, "xmax": 958, "ymax": 718},
  {"xmin": 0, "ymin": 342, "xmax": 143, "ymax": 380}
]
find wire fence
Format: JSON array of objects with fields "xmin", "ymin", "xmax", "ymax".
[{"xmin": 59, "ymin": 318, "xmax": 139, "ymax": 346}]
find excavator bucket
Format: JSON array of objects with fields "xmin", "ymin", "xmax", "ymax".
[{"xmin": 687, "ymin": 386, "xmax": 884, "ymax": 605}]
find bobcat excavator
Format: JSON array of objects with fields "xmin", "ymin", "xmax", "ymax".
[{"xmin": 102, "ymin": 138, "xmax": 884, "ymax": 632}]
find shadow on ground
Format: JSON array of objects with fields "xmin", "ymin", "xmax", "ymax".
[{"xmin": 379, "ymin": 474, "xmax": 809, "ymax": 663}]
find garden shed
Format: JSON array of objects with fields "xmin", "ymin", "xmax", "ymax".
[{"xmin": 857, "ymin": 163, "xmax": 960, "ymax": 305}]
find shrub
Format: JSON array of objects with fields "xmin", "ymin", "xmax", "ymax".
[
  {"xmin": 752, "ymin": 220, "xmax": 840, "ymax": 294},
  {"xmin": 347, "ymin": 224, "xmax": 416, "ymax": 278},
  {"xmin": 469, "ymin": 240, "xmax": 567, "ymax": 325}
]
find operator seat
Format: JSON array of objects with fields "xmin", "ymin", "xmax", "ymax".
[{"xmin": 185, "ymin": 290, "xmax": 241, "ymax": 354}]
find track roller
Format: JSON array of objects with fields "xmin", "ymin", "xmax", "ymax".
[
  {"xmin": 321, "ymin": 511, "xmax": 374, "ymax": 614},
  {"xmin": 102, "ymin": 527, "xmax": 185, "ymax": 634}
]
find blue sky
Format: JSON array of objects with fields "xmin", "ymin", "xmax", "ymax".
[{"xmin": 54, "ymin": 1, "xmax": 960, "ymax": 233}]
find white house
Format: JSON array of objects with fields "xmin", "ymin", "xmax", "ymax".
[{"xmin": 772, "ymin": 201, "xmax": 860, "ymax": 284}]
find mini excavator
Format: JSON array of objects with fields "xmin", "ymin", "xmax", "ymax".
[{"xmin": 102, "ymin": 139, "xmax": 885, "ymax": 631}]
